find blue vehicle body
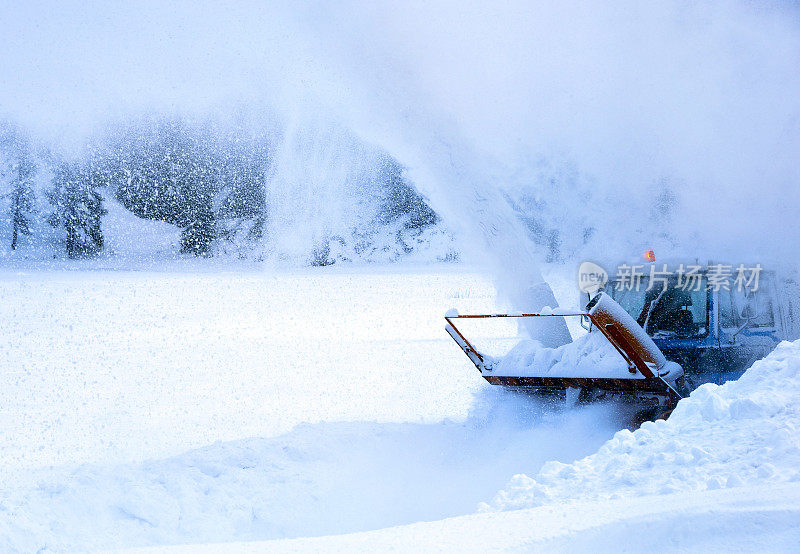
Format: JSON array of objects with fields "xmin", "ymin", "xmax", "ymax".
[{"xmin": 609, "ymin": 270, "xmax": 789, "ymax": 389}]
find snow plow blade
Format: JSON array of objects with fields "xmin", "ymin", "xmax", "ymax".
[
  {"xmin": 481, "ymin": 375, "xmax": 676, "ymax": 396},
  {"xmin": 446, "ymin": 292, "xmax": 685, "ymax": 410}
]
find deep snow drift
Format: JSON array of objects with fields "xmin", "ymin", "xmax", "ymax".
[
  {"xmin": 486, "ymin": 339, "xmax": 800, "ymax": 512},
  {"xmin": 146, "ymin": 484, "xmax": 800, "ymax": 553}
]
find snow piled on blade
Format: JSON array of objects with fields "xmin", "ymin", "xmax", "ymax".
[
  {"xmin": 488, "ymin": 331, "xmax": 635, "ymax": 379},
  {"xmin": 484, "ymin": 339, "xmax": 800, "ymax": 512}
]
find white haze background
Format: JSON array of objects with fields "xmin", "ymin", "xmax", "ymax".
[{"xmin": 1, "ymin": 0, "xmax": 799, "ymax": 310}]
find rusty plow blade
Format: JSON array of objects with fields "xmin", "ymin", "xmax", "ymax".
[{"xmin": 445, "ymin": 292, "xmax": 685, "ymax": 414}]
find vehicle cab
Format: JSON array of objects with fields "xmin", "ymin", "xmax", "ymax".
[{"xmin": 606, "ymin": 266, "xmax": 787, "ymax": 387}]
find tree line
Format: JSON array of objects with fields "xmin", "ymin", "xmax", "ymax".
[
  {"xmin": 0, "ymin": 116, "xmax": 439, "ymax": 260},
  {"xmin": 1, "ymin": 122, "xmax": 107, "ymax": 258}
]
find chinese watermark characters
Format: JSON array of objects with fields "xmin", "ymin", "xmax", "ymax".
[{"xmin": 608, "ymin": 263, "xmax": 762, "ymax": 292}]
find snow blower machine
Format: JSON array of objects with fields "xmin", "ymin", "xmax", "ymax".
[
  {"xmin": 446, "ymin": 259, "xmax": 793, "ymax": 422},
  {"xmin": 446, "ymin": 291, "xmax": 688, "ymax": 421}
]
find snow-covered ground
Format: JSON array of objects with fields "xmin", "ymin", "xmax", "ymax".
[
  {"xmin": 128, "ymin": 340, "xmax": 800, "ymax": 553},
  {"xmin": 0, "ymin": 267, "xmax": 621, "ymax": 551},
  {"xmin": 128, "ymin": 484, "xmax": 800, "ymax": 553},
  {"xmin": 2, "ymin": 267, "xmax": 799, "ymax": 552}
]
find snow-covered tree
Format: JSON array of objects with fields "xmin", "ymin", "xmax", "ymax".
[
  {"xmin": 180, "ymin": 182, "xmax": 216, "ymax": 255},
  {"xmin": 214, "ymin": 139, "xmax": 270, "ymax": 242},
  {"xmin": 48, "ymin": 161, "xmax": 106, "ymax": 258},
  {"xmin": 8, "ymin": 145, "xmax": 38, "ymax": 250},
  {"xmin": 0, "ymin": 123, "xmax": 39, "ymax": 251},
  {"xmin": 99, "ymin": 116, "xmax": 272, "ymax": 255},
  {"xmin": 377, "ymin": 158, "xmax": 438, "ymax": 230}
]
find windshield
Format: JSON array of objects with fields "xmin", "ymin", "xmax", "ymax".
[{"xmin": 610, "ymin": 277, "xmax": 708, "ymax": 338}]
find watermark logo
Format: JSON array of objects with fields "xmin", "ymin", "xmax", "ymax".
[
  {"xmin": 578, "ymin": 261, "xmax": 608, "ymax": 294},
  {"xmin": 610, "ymin": 263, "xmax": 762, "ymax": 293}
]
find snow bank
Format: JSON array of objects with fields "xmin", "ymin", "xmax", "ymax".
[
  {"xmin": 137, "ymin": 483, "xmax": 800, "ymax": 553},
  {"xmin": 486, "ymin": 339, "xmax": 800, "ymax": 511},
  {"xmin": 0, "ymin": 392, "xmax": 619, "ymax": 553},
  {"xmin": 488, "ymin": 330, "xmax": 634, "ymax": 379}
]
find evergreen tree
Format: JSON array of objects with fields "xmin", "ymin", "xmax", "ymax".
[
  {"xmin": 104, "ymin": 116, "xmax": 224, "ymax": 255},
  {"xmin": 180, "ymin": 187, "xmax": 217, "ymax": 255},
  {"xmin": 48, "ymin": 162, "xmax": 107, "ymax": 258},
  {"xmin": 9, "ymin": 146, "xmax": 37, "ymax": 250},
  {"xmin": 215, "ymin": 142, "xmax": 269, "ymax": 242},
  {"xmin": 378, "ymin": 158, "xmax": 438, "ymax": 229}
]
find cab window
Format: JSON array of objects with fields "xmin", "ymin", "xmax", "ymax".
[
  {"xmin": 610, "ymin": 277, "xmax": 708, "ymax": 338},
  {"xmin": 723, "ymin": 286, "xmax": 775, "ymax": 329}
]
